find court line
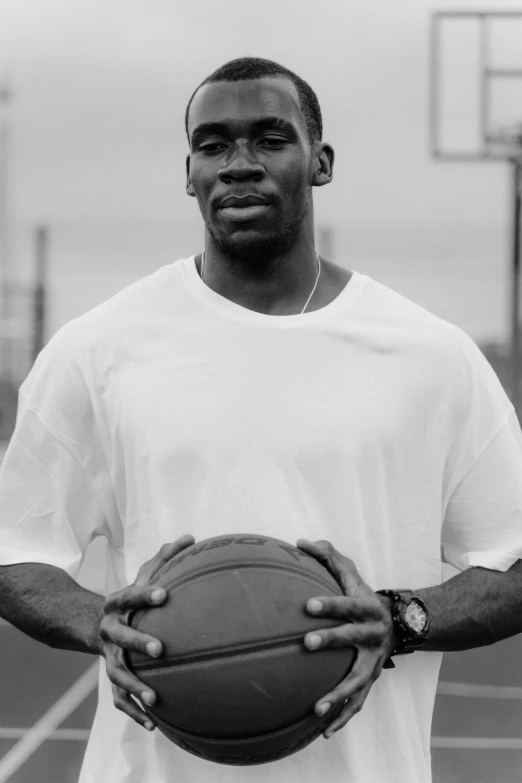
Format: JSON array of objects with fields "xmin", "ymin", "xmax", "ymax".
[
  {"xmin": 431, "ymin": 737, "xmax": 522, "ymax": 750},
  {"xmin": 0, "ymin": 665, "xmax": 519, "ymax": 777},
  {"xmin": 1, "ymin": 730, "xmax": 520, "ymax": 751},
  {"xmin": 437, "ymin": 681, "xmax": 522, "ymax": 699},
  {"xmin": 0, "ymin": 728, "xmax": 90, "ymax": 741},
  {"xmin": 0, "ymin": 672, "xmax": 518, "ymax": 769},
  {"xmin": 0, "ymin": 662, "xmax": 99, "ymax": 783}
]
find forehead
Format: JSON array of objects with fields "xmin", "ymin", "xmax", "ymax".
[{"xmin": 188, "ymin": 77, "xmax": 304, "ymax": 135}]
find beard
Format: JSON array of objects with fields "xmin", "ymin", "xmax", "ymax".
[{"xmin": 201, "ymin": 192, "xmax": 311, "ymax": 266}]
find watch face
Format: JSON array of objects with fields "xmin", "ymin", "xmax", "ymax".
[{"xmin": 405, "ymin": 600, "xmax": 428, "ymax": 633}]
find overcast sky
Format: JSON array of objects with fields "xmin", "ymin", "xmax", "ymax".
[{"xmin": 2, "ymin": 0, "xmax": 522, "ymax": 231}]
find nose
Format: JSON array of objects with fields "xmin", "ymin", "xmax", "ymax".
[{"xmin": 218, "ymin": 143, "xmax": 265, "ymax": 182}]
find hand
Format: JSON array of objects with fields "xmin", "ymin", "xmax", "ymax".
[
  {"xmin": 98, "ymin": 534, "xmax": 195, "ymax": 731},
  {"xmin": 296, "ymin": 538, "xmax": 396, "ymax": 739}
]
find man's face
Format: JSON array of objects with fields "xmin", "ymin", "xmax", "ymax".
[{"xmin": 186, "ymin": 77, "xmax": 323, "ymax": 263}]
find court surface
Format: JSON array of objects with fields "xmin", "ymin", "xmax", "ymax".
[{"xmin": 0, "ymin": 445, "xmax": 521, "ymax": 783}]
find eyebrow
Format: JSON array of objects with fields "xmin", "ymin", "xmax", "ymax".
[{"xmin": 190, "ymin": 116, "xmax": 298, "ymax": 149}]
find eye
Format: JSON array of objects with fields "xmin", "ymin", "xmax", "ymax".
[
  {"xmin": 260, "ymin": 137, "xmax": 285, "ymax": 146},
  {"xmin": 199, "ymin": 143, "xmax": 225, "ymax": 153},
  {"xmin": 199, "ymin": 137, "xmax": 286, "ymax": 153}
]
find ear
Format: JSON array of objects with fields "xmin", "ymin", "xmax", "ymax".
[
  {"xmin": 186, "ymin": 155, "xmax": 196, "ymax": 197},
  {"xmin": 312, "ymin": 143, "xmax": 335, "ymax": 188}
]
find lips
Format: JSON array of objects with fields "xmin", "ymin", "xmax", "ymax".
[{"xmin": 220, "ymin": 195, "xmax": 270, "ymax": 208}]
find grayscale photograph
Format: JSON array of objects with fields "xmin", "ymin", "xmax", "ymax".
[{"xmin": 0, "ymin": 2, "xmax": 521, "ymax": 782}]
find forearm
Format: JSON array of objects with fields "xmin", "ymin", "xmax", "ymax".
[
  {"xmin": 416, "ymin": 559, "xmax": 522, "ymax": 651},
  {"xmin": 0, "ymin": 563, "xmax": 105, "ymax": 655}
]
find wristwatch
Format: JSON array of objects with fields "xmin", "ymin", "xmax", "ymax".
[{"xmin": 375, "ymin": 589, "xmax": 430, "ymax": 668}]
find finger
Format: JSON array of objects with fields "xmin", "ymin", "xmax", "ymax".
[
  {"xmin": 104, "ymin": 584, "xmax": 168, "ymax": 614},
  {"xmin": 101, "ymin": 621, "xmax": 164, "ymax": 658},
  {"xmin": 323, "ymin": 682, "xmax": 373, "ymax": 738},
  {"xmin": 112, "ymin": 684, "xmax": 156, "ymax": 731},
  {"xmin": 135, "ymin": 535, "xmax": 196, "ymax": 586},
  {"xmin": 296, "ymin": 539, "xmax": 365, "ymax": 596},
  {"xmin": 314, "ymin": 649, "xmax": 381, "ymax": 716},
  {"xmin": 304, "ymin": 620, "xmax": 387, "ymax": 651},
  {"xmin": 306, "ymin": 595, "xmax": 386, "ymax": 622},
  {"xmin": 107, "ymin": 656, "xmax": 159, "ymax": 713}
]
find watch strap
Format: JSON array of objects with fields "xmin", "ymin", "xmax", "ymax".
[{"xmin": 376, "ymin": 589, "xmax": 429, "ymax": 662}]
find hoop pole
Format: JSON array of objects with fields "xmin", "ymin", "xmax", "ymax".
[
  {"xmin": 32, "ymin": 225, "xmax": 48, "ymax": 364},
  {"xmin": 511, "ymin": 161, "xmax": 521, "ymax": 409},
  {"xmin": 429, "ymin": 15, "xmax": 440, "ymax": 158},
  {"xmin": 479, "ymin": 16, "xmax": 489, "ymax": 149}
]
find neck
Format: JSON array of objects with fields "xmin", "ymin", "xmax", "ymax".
[{"xmin": 199, "ymin": 249, "xmax": 322, "ymax": 316}]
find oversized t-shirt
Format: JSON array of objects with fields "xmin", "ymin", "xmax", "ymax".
[{"xmin": 1, "ymin": 255, "xmax": 521, "ymax": 783}]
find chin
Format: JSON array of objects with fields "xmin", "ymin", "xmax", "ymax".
[{"xmin": 208, "ymin": 225, "xmax": 299, "ymax": 264}]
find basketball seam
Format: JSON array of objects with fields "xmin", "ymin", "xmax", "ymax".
[
  {"xmin": 130, "ymin": 635, "xmax": 346, "ymax": 670},
  {"xmin": 150, "ymin": 538, "xmax": 318, "ymax": 583},
  {"xmin": 128, "ymin": 562, "xmax": 341, "ymax": 639},
  {"xmin": 150, "ymin": 696, "xmax": 343, "ymax": 740},
  {"xmin": 148, "ymin": 695, "xmax": 345, "ymax": 750},
  {"xmin": 156, "ymin": 561, "xmax": 341, "ymax": 595}
]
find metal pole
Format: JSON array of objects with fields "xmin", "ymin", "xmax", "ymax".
[
  {"xmin": 32, "ymin": 225, "xmax": 48, "ymax": 364},
  {"xmin": 0, "ymin": 81, "xmax": 12, "ymax": 383},
  {"xmin": 479, "ymin": 16, "xmax": 489, "ymax": 151},
  {"xmin": 511, "ymin": 160, "xmax": 521, "ymax": 410},
  {"xmin": 429, "ymin": 15, "xmax": 440, "ymax": 158}
]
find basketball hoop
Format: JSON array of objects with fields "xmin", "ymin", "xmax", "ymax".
[{"xmin": 430, "ymin": 11, "xmax": 522, "ymax": 410}]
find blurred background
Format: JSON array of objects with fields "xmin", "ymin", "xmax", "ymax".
[{"xmin": 0, "ymin": 1, "xmax": 521, "ymax": 781}]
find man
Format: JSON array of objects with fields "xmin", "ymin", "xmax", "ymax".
[{"xmin": 0, "ymin": 56, "xmax": 521, "ymax": 783}]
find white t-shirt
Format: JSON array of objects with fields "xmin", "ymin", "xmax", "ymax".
[{"xmin": 1, "ymin": 255, "xmax": 521, "ymax": 783}]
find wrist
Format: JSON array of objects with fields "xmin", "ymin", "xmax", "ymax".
[
  {"xmin": 376, "ymin": 593, "xmax": 400, "ymax": 660},
  {"xmin": 375, "ymin": 589, "xmax": 430, "ymax": 660},
  {"xmin": 88, "ymin": 600, "xmax": 106, "ymax": 656}
]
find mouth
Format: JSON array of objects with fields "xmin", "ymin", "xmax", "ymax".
[{"xmin": 219, "ymin": 204, "xmax": 271, "ymax": 222}]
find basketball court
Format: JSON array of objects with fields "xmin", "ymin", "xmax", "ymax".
[{"xmin": 0, "ymin": 583, "xmax": 521, "ymax": 782}]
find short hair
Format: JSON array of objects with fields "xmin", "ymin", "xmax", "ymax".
[{"xmin": 185, "ymin": 56, "xmax": 323, "ymax": 149}]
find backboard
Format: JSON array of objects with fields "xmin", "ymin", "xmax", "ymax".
[{"xmin": 430, "ymin": 11, "xmax": 522, "ymax": 161}]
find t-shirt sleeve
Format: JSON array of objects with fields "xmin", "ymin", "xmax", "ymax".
[
  {"xmin": 441, "ymin": 331, "xmax": 522, "ymax": 572},
  {"xmin": 0, "ymin": 325, "xmax": 121, "ymax": 580}
]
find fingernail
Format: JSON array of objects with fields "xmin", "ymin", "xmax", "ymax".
[
  {"xmin": 306, "ymin": 633, "xmax": 322, "ymax": 650},
  {"xmin": 145, "ymin": 721, "xmax": 155, "ymax": 731},
  {"xmin": 142, "ymin": 692, "xmax": 155, "ymax": 706},
  {"xmin": 317, "ymin": 702, "xmax": 331, "ymax": 716},
  {"xmin": 307, "ymin": 599, "xmax": 322, "ymax": 613},
  {"xmin": 146, "ymin": 642, "xmax": 161, "ymax": 657},
  {"xmin": 151, "ymin": 589, "xmax": 165, "ymax": 603}
]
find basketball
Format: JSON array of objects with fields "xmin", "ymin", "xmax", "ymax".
[{"xmin": 126, "ymin": 534, "xmax": 355, "ymax": 765}]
